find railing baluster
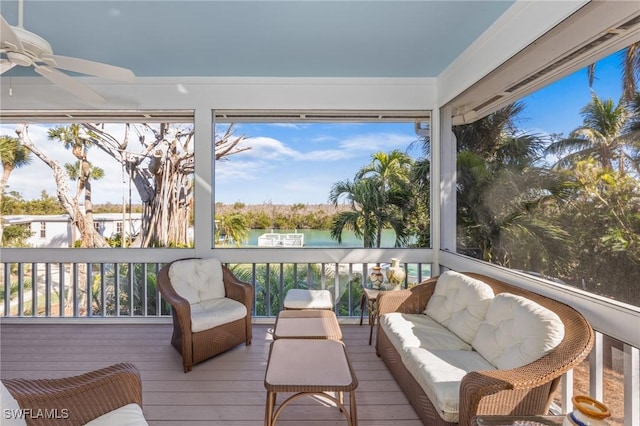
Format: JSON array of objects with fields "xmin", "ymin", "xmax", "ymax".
[
  {"xmin": 278, "ymin": 263, "xmax": 284, "ymax": 312},
  {"xmin": 128, "ymin": 262, "xmax": 134, "ymax": 316},
  {"xmin": 59, "ymin": 263, "xmax": 65, "ymax": 317},
  {"xmin": 87, "ymin": 263, "xmax": 93, "ymax": 317},
  {"xmin": 624, "ymin": 344, "xmax": 639, "ymax": 426},
  {"xmin": 45, "ymin": 262, "xmax": 51, "ymax": 317},
  {"xmin": 72, "ymin": 263, "xmax": 79, "ymax": 317},
  {"xmin": 155, "ymin": 263, "xmax": 162, "ymax": 316},
  {"xmin": 100, "ymin": 263, "xmax": 106, "ymax": 316},
  {"xmin": 17, "ymin": 263, "xmax": 24, "ymax": 317},
  {"xmin": 115, "ymin": 263, "xmax": 121, "ymax": 316},
  {"xmin": 293, "ymin": 263, "xmax": 298, "ymax": 288},
  {"xmin": 143, "ymin": 263, "xmax": 149, "ymax": 317},
  {"xmin": 590, "ymin": 332, "xmax": 604, "ymax": 401},
  {"xmin": 252, "ymin": 263, "xmax": 257, "ymax": 316},
  {"xmin": 3, "ymin": 263, "xmax": 9, "ymax": 316},
  {"xmin": 31, "ymin": 262, "xmax": 37, "ymax": 317},
  {"xmin": 561, "ymin": 369, "xmax": 574, "ymax": 414},
  {"xmin": 265, "ymin": 263, "xmax": 271, "ymax": 317}
]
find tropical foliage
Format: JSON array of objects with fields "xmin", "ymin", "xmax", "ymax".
[
  {"xmin": 329, "ymin": 150, "xmax": 414, "ymax": 248},
  {"xmin": 453, "ymin": 95, "xmax": 640, "ymax": 306},
  {"xmin": 230, "ymin": 262, "xmax": 364, "ymax": 317},
  {"xmin": 454, "ymin": 102, "xmax": 572, "ymax": 269},
  {"xmin": 0, "ymin": 135, "xmax": 32, "ymax": 242}
]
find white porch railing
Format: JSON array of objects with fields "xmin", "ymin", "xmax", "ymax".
[{"xmin": 1, "ymin": 247, "xmax": 638, "ymax": 425}]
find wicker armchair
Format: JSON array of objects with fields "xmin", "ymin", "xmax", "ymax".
[
  {"xmin": 1, "ymin": 363, "xmax": 144, "ymax": 426},
  {"xmin": 158, "ymin": 258, "xmax": 253, "ymax": 373},
  {"xmin": 376, "ymin": 273, "xmax": 594, "ymax": 426}
]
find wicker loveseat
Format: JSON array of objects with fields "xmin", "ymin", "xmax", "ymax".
[
  {"xmin": 376, "ymin": 271, "xmax": 594, "ymax": 426},
  {"xmin": 1, "ymin": 363, "xmax": 146, "ymax": 426},
  {"xmin": 158, "ymin": 258, "xmax": 253, "ymax": 373}
]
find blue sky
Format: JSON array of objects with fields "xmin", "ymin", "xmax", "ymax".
[
  {"xmin": 2, "ymin": 49, "xmax": 627, "ymax": 206},
  {"xmin": 518, "ymin": 52, "xmax": 624, "ymax": 137},
  {"xmin": 214, "ymin": 122, "xmax": 424, "ymax": 205}
]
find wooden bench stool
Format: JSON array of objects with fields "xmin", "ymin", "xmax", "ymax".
[
  {"xmin": 273, "ymin": 309, "xmax": 342, "ymax": 340},
  {"xmin": 283, "ymin": 289, "xmax": 333, "ymax": 310}
]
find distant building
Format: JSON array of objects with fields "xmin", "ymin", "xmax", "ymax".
[{"xmin": 2, "ymin": 213, "xmax": 143, "ymax": 248}]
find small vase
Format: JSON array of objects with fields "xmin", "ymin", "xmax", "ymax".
[
  {"xmin": 385, "ymin": 258, "xmax": 405, "ymax": 290},
  {"xmin": 563, "ymin": 395, "xmax": 611, "ymax": 426},
  {"xmin": 369, "ymin": 266, "xmax": 384, "ymax": 290}
]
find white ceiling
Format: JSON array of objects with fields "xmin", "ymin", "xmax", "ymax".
[{"xmin": 0, "ymin": 0, "xmax": 514, "ymax": 78}]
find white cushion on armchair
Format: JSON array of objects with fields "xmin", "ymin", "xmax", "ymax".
[
  {"xmin": 84, "ymin": 403, "xmax": 148, "ymax": 426},
  {"xmin": 168, "ymin": 258, "xmax": 226, "ymax": 304},
  {"xmin": 191, "ymin": 298, "xmax": 248, "ymax": 333}
]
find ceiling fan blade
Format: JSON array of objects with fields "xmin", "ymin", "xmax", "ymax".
[
  {"xmin": 34, "ymin": 65, "xmax": 105, "ymax": 103},
  {"xmin": 0, "ymin": 58, "xmax": 16, "ymax": 74},
  {"xmin": 0, "ymin": 14, "xmax": 25, "ymax": 52},
  {"xmin": 42, "ymin": 54, "xmax": 135, "ymax": 82}
]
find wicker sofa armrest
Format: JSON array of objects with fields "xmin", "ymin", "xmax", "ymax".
[
  {"xmin": 377, "ymin": 276, "xmax": 438, "ymax": 316},
  {"xmin": 2, "ymin": 363, "xmax": 143, "ymax": 426},
  {"xmin": 222, "ymin": 264, "xmax": 254, "ymax": 344},
  {"xmin": 457, "ymin": 302, "xmax": 594, "ymax": 426}
]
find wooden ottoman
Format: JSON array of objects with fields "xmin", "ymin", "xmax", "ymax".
[
  {"xmin": 273, "ymin": 309, "xmax": 342, "ymax": 340},
  {"xmin": 283, "ymin": 289, "xmax": 333, "ymax": 310},
  {"xmin": 264, "ymin": 339, "xmax": 358, "ymax": 426}
]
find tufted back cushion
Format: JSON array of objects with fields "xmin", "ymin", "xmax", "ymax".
[
  {"xmin": 472, "ymin": 292, "xmax": 565, "ymax": 370},
  {"xmin": 424, "ymin": 271, "xmax": 495, "ymax": 344},
  {"xmin": 168, "ymin": 258, "xmax": 226, "ymax": 304}
]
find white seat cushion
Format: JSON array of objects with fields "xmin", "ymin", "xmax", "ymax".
[
  {"xmin": 284, "ymin": 289, "xmax": 333, "ymax": 309},
  {"xmin": 401, "ymin": 347, "xmax": 496, "ymax": 423},
  {"xmin": 1, "ymin": 382, "xmax": 27, "ymax": 425},
  {"xmin": 169, "ymin": 258, "xmax": 225, "ymax": 304},
  {"xmin": 84, "ymin": 403, "xmax": 148, "ymax": 426},
  {"xmin": 472, "ymin": 293, "xmax": 565, "ymax": 370},
  {"xmin": 191, "ymin": 298, "xmax": 248, "ymax": 333},
  {"xmin": 380, "ymin": 313, "xmax": 472, "ymax": 351},
  {"xmin": 424, "ymin": 271, "xmax": 495, "ymax": 344}
]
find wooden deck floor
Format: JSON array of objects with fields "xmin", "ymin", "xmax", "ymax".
[{"xmin": 0, "ymin": 322, "xmax": 422, "ymax": 425}]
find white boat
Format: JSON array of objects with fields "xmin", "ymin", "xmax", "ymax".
[{"xmin": 257, "ymin": 231, "xmax": 304, "ymax": 247}]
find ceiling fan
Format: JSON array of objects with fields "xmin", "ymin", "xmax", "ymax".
[{"xmin": 0, "ymin": 0, "xmax": 135, "ymax": 103}]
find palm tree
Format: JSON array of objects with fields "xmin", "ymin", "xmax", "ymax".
[
  {"xmin": 215, "ymin": 213, "xmax": 249, "ymax": 247},
  {"xmin": 329, "ymin": 179, "xmax": 380, "ymax": 248},
  {"xmin": 328, "ymin": 177, "xmax": 409, "ymax": 248},
  {"xmin": 356, "ymin": 150, "xmax": 414, "ymax": 245},
  {"xmin": 0, "ymin": 135, "xmax": 32, "ymax": 242},
  {"xmin": 546, "ymin": 95, "xmax": 631, "ymax": 174},
  {"xmin": 356, "ymin": 150, "xmax": 413, "ymax": 192},
  {"xmin": 64, "ymin": 160, "xmax": 105, "ymax": 184},
  {"xmin": 589, "ymin": 42, "xmax": 640, "ymax": 102},
  {"xmin": 408, "ymin": 137, "xmax": 431, "ymax": 247},
  {"xmin": 454, "ymin": 104, "xmax": 570, "ymax": 270}
]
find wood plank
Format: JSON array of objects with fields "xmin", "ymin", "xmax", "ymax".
[{"xmin": 0, "ymin": 323, "xmax": 420, "ymax": 425}]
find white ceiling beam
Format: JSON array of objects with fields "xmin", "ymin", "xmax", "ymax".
[{"xmin": 437, "ymin": 0, "xmax": 587, "ymax": 108}]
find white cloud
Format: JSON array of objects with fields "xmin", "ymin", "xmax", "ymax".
[{"xmin": 239, "ymin": 137, "xmax": 300, "ymax": 160}]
